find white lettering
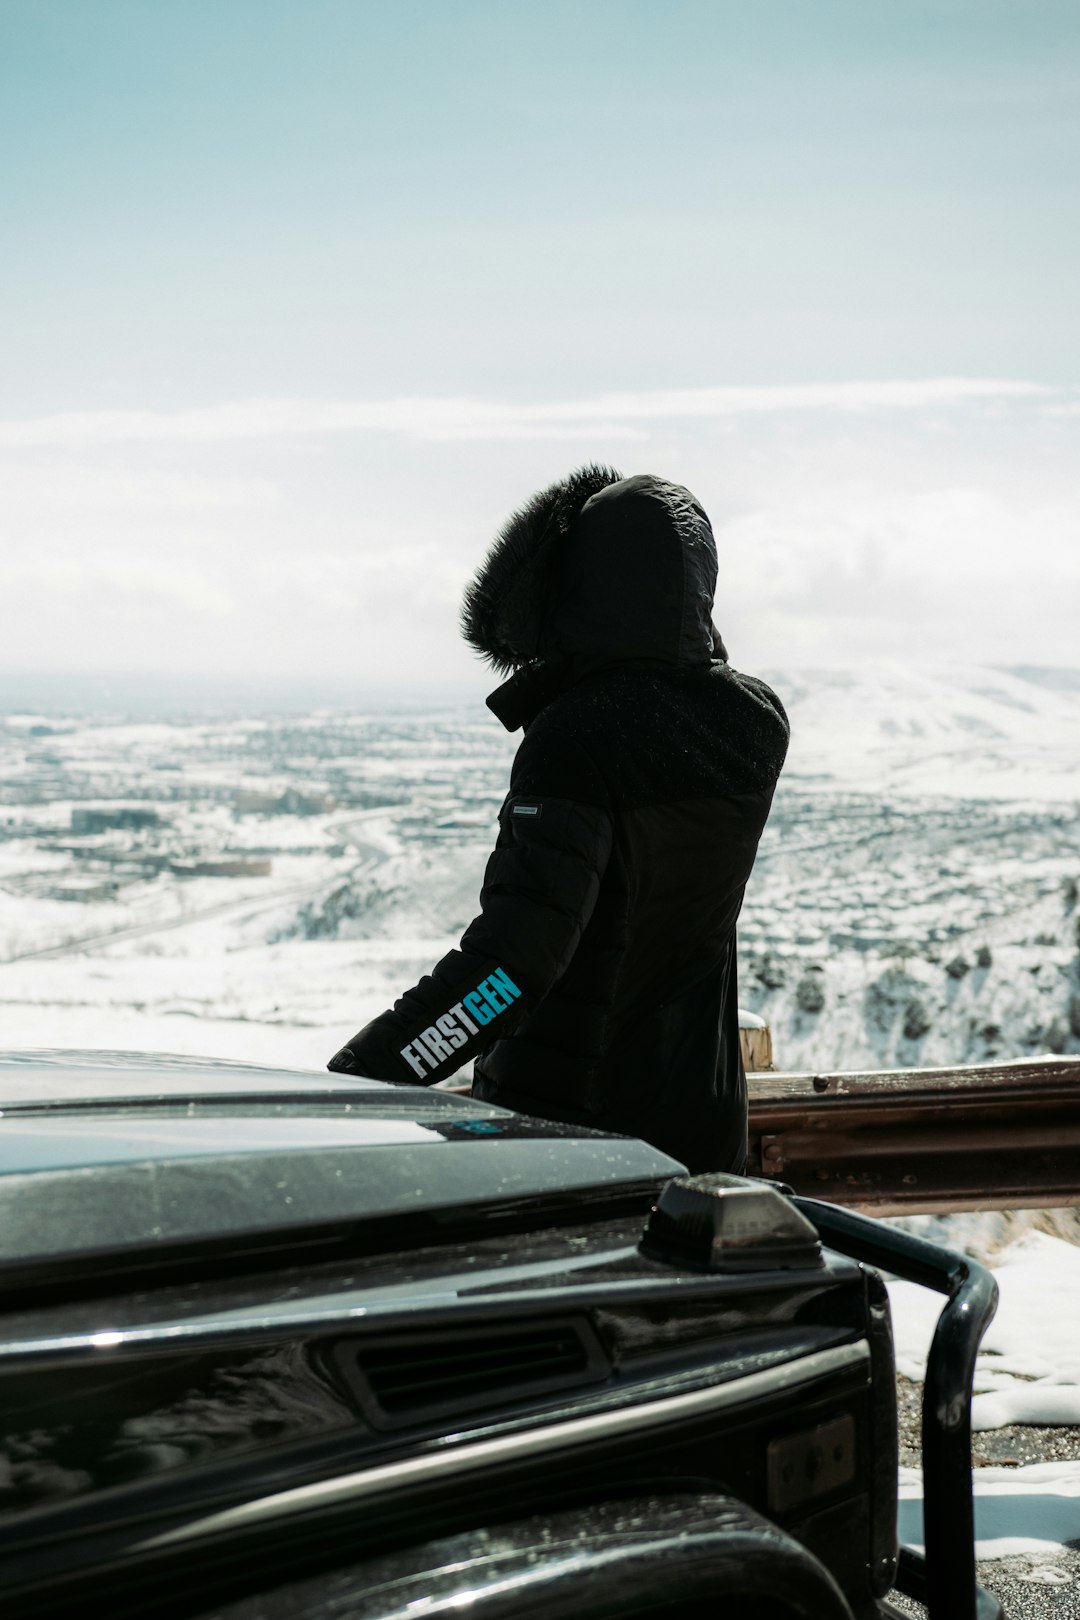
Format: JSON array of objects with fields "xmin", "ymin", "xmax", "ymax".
[
  {"xmin": 400, "ymin": 1042, "xmax": 430, "ymax": 1077},
  {"xmin": 436, "ymin": 1013, "xmax": 468, "ymax": 1051},
  {"xmin": 450, "ymin": 1000, "xmax": 479, "ymax": 1035},
  {"xmin": 420, "ymin": 1024, "xmax": 453, "ymax": 1062}
]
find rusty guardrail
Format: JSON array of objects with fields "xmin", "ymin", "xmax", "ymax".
[{"xmin": 747, "ymin": 1055, "xmax": 1080, "ymax": 1214}]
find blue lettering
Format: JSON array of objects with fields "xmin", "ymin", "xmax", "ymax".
[
  {"xmin": 477, "ymin": 977, "xmax": 506, "ymax": 1013},
  {"xmin": 463, "ymin": 990, "xmax": 493, "ymax": 1027},
  {"xmin": 489, "ymin": 966, "xmax": 522, "ymax": 1002}
]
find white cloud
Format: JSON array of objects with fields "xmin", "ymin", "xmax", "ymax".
[
  {"xmin": 5, "ymin": 550, "xmax": 233, "ymax": 618},
  {"xmin": 0, "ymin": 378, "xmax": 1054, "ymax": 450},
  {"xmin": 0, "ymin": 462, "xmax": 277, "ymax": 517},
  {"xmin": 1, "ymin": 381, "xmax": 1076, "ymax": 681},
  {"xmin": 718, "ymin": 481, "xmax": 1080, "ymax": 667}
]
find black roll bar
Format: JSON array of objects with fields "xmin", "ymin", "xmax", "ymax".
[{"xmin": 791, "ymin": 1197, "xmax": 1003, "ymax": 1620}]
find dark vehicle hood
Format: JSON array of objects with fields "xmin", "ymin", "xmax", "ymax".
[{"xmin": 0, "ymin": 1051, "xmax": 683, "ymax": 1289}]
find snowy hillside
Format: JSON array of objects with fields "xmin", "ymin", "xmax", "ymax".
[
  {"xmin": 766, "ymin": 662, "xmax": 1080, "ymax": 801},
  {"xmin": 735, "ymin": 665, "xmax": 1080, "ymax": 1070},
  {"xmin": 1, "ymin": 663, "xmax": 1077, "ymax": 1074}
]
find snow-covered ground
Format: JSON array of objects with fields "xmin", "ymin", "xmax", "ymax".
[
  {"xmin": 899, "ymin": 1460, "xmax": 1080, "ymax": 1583},
  {"xmin": 890, "ymin": 1223, "xmax": 1080, "ymax": 1432},
  {"xmin": 887, "ymin": 1211, "xmax": 1080, "ymax": 1601}
]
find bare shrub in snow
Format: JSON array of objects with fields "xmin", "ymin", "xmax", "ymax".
[
  {"xmin": 1068, "ymin": 995, "xmax": 1080, "ymax": 1040},
  {"xmin": 1045, "ymin": 1017, "xmax": 1068, "ymax": 1054},
  {"xmin": 865, "ymin": 965, "xmax": 924, "ymax": 1035},
  {"xmin": 754, "ymin": 953, "xmax": 787, "ymax": 990},
  {"xmin": 795, "ymin": 968, "xmax": 825, "ymax": 1014},
  {"xmin": 903, "ymin": 1000, "xmax": 931, "ymax": 1040}
]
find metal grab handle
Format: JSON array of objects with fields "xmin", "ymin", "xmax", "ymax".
[{"xmin": 791, "ymin": 1197, "xmax": 1001, "ymax": 1620}]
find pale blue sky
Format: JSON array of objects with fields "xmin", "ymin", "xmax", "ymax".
[
  {"xmin": 4, "ymin": 0, "xmax": 1079, "ymax": 404},
  {"xmin": 2, "ymin": 1, "xmax": 1078, "ymax": 688}
]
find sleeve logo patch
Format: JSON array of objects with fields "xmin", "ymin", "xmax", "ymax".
[
  {"xmin": 512, "ymin": 802, "xmax": 541, "ymax": 817},
  {"xmin": 399, "ymin": 967, "xmax": 522, "ymax": 1077}
]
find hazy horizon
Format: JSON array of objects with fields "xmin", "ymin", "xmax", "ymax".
[{"xmin": 2, "ymin": 658, "xmax": 1080, "ymax": 724}]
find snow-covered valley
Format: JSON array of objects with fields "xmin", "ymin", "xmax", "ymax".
[{"xmin": 2, "ymin": 662, "xmax": 1078, "ymax": 1076}]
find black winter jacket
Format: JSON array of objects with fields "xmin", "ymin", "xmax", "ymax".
[{"xmin": 329, "ymin": 471, "xmax": 788, "ymax": 1173}]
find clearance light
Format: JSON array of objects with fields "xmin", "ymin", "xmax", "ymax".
[{"xmin": 641, "ymin": 1173, "xmax": 823, "ymax": 1272}]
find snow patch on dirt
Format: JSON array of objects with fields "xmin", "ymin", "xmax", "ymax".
[
  {"xmin": 899, "ymin": 1461, "xmax": 1080, "ymax": 1559},
  {"xmin": 888, "ymin": 1229, "xmax": 1080, "ymax": 1431}
]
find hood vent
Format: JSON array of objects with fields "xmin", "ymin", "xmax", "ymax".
[{"xmin": 333, "ymin": 1316, "xmax": 610, "ymax": 1429}]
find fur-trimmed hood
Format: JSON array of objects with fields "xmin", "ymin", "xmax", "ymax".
[{"xmin": 462, "ymin": 470, "xmax": 723, "ymax": 697}]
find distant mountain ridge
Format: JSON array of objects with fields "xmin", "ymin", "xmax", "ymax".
[
  {"xmin": 755, "ymin": 664, "xmax": 1080, "ymax": 801},
  {"xmin": 1003, "ymin": 665, "xmax": 1080, "ymax": 693}
]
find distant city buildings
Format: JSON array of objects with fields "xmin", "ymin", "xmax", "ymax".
[
  {"xmin": 46, "ymin": 879, "xmax": 121, "ymax": 904},
  {"xmin": 71, "ymin": 807, "xmax": 162, "ymax": 834},
  {"xmin": 234, "ymin": 789, "xmax": 334, "ymax": 817},
  {"xmin": 169, "ymin": 858, "xmax": 273, "ymax": 879}
]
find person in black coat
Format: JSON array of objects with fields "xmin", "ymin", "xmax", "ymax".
[{"xmin": 328, "ymin": 467, "xmax": 789, "ymax": 1173}]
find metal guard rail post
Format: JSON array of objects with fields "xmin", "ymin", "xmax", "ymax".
[{"xmin": 791, "ymin": 1197, "xmax": 1003, "ymax": 1620}]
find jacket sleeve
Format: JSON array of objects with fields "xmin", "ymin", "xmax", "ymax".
[{"xmin": 327, "ymin": 731, "xmax": 613, "ymax": 1085}]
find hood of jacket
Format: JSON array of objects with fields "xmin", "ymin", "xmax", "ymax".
[{"xmin": 462, "ymin": 469, "xmax": 725, "ymax": 728}]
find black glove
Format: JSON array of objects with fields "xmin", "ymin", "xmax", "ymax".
[
  {"xmin": 326, "ymin": 1042, "xmax": 415, "ymax": 1083},
  {"xmin": 327, "ymin": 1043, "xmax": 365, "ymax": 1075}
]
